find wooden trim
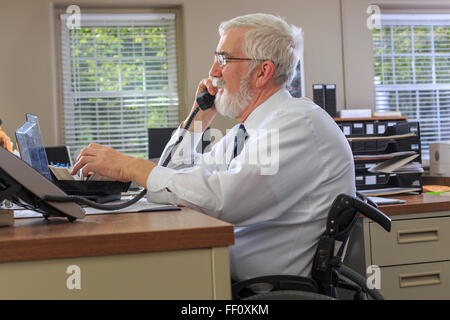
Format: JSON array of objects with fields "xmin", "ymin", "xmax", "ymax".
[
  {"xmin": 0, "ymin": 208, "xmax": 234, "ymax": 263},
  {"xmin": 334, "ymin": 116, "xmax": 408, "ymax": 122}
]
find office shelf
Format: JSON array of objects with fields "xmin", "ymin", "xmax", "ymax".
[{"xmin": 335, "ymin": 117, "xmax": 423, "ymax": 196}]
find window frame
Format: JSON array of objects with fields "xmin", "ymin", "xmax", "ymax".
[
  {"xmin": 372, "ymin": 13, "xmax": 450, "ymax": 160},
  {"xmin": 53, "ymin": 6, "xmax": 186, "ymax": 158}
]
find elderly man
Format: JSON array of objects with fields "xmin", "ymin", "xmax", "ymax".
[{"xmin": 72, "ymin": 13, "xmax": 355, "ymax": 282}]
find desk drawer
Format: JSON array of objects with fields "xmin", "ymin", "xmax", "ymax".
[
  {"xmin": 380, "ymin": 261, "xmax": 450, "ymax": 300},
  {"xmin": 370, "ymin": 216, "xmax": 450, "ymax": 266}
]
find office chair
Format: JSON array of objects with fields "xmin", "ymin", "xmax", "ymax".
[{"xmin": 232, "ymin": 193, "xmax": 391, "ymax": 300}]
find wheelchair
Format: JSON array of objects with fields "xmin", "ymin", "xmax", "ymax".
[{"xmin": 232, "ymin": 193, "xmax": 391, "ymax": 300}]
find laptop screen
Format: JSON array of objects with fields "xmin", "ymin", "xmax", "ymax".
[{"xmin": 15, "ymin": 114, "xmax": 53, "ymax": 181}]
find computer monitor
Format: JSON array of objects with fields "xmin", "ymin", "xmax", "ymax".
[
  {"xmin": 148, "ymin": 128, "xmax": 176, "ymax": 159},
  {"xmin": 45, "ymin": 146, "xmax": 73, "ymax": 167}
]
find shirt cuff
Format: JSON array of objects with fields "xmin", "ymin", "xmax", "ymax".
[
  {"xmin": 146, "ymin": 165, "xmax": 176, "ymax": 192},
  {"xmin": 145, "ymin": 165, "xmax": 178, "ymax": 204}
]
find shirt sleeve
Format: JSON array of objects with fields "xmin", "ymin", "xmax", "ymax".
[
  {"xmin": 146, "ymin": 104, "xmax": 354, "ymax": 227},
  {"xmin": 146, "ymin": 125, "xmax": 280, "ymax": 226},
  {"xmin": 146, "ymin": 159, "xmax": 279, "ymax": 226}
]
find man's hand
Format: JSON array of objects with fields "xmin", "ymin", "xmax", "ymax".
[
  {"xmin": 70, "ymin": 143, "xmax": 156, "ymax": 187},
  {"xmin": 182, "ymin": 77, "xmax": 219, "ymax": 132}
]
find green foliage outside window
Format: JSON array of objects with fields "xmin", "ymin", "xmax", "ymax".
[{"xmin": 66, "ymin": 24, "xmax": 177, "ymax": 158}]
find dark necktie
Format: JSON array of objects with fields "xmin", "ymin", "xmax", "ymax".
[{"xmin": 233, "ymin": 124, "xmax": 249, "ymax": 159}]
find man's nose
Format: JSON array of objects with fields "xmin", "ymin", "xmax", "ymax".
[{"xmin": 209, "ymin": 59, "xmax": 222, "ymax": 78}]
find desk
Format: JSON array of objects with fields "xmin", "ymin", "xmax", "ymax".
[
  {"xmin": 0, "ymin": 208, "xmax": 234, "ymax": 299},
  {"xmin": 363, "ymin": 194, "xmax": 450, "ymax": 299}
]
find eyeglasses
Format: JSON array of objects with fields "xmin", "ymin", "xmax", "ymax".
[{"xmin": 214, "ymin": 53, "xmax": 267, "ymax": 67}]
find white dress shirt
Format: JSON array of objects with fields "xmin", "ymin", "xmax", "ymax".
[{"xmin": 146, "ymin": 89, "xmax": 355, "ymax": 281}]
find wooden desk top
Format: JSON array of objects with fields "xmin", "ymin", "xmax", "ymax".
[
  {"xmin": 0, "ymin": 208, "xmax": 234, "ymax": 263},
  {"xmin": 379, "ymin": 194, "xmax": 450, "ymax": 216}
]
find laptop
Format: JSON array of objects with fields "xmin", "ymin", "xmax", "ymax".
[
  {"xmin": 15, "ymin": 114, "xmax": 130, "ymax": 201},
  {"xmin": 45, "ymin": 145, "xmax": 73, "ymax": 168}
]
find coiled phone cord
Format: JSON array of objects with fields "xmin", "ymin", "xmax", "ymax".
[{"xmin": 43, "ymin": 188, "xmax": 147, "ymax": 210}]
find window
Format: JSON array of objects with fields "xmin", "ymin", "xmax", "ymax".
[
  {"xmin": 289, "ymin": 60, "xmax": 305, "ymax": 98},
  {"xmin": 372, "ymin": 14, "xmax": 450, "ymax": 159},
  {"xmin": 60, "ymin": 13, "xmax": 180, "ymax": 159}
]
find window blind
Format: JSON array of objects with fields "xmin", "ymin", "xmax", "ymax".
[
  {"xmin": 60, "ymin": 13, "xmax": 179, "ymax": 159},
  {"xmin": 372, "ymin": 14, "xmax": 450, "ymax": 159}
]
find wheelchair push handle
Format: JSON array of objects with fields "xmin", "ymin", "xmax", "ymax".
[
  {"xmin": 329, "ymin": 194, "xmax": 391, "ymax": 233},
  {"xmin": 352, "ymin": 195, "xmax": 391, "ymax": 232}
]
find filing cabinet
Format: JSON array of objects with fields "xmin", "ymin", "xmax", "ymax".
[{"xmin": 363, "ymin": 208, "xmax": 450, "ymax": 299}]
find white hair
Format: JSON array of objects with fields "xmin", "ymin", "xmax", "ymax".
[{"xmin": 219, "ymin": 13, "xmax": 303, "ymax": 86}]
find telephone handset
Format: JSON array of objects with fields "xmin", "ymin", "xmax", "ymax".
[
  {"xmin": 183, "ymin": 90, "xmax": 215, "ymax": 131},
  {"xmin": 0, "ymin": 146, "xmax": 85, "ymax": 222},
  {"xmin": 196, "ymin": 90, "xmax": 216, "ymax": 110},
  {"xmin": 161, "ymin": 90, "xmax": 216, "ymax": 167}
]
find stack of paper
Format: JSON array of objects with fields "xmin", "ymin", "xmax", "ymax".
[
  {"xmin": 83, "ymin": 199, "xmax": 180, "ymax": 215},
  {"xmin": 13, "ymin": 199, "xmax": 180, "ymax": 219},
  {"xmin": 48, "ymin": 165, "xmax": 112, "ymax": 181},
  {"xmin": 48, "ymin": 165, "xmax": 78, "ymax": 180},
  {"xmin": 367, "ymin": 196, "xmax": 406, "ymax": 205},
  {"xmin": 339, "ymin": 109, "xmax": 372, "ymax": 118},
  {"xmin": 359, "ymin": 187, "xmax": 422, "ymax": 197},
  {"xmin": 373, "ymin": 111, "xmax": 402, "ymax": 117},
  {"xmin": 347, "ymin": 133, "xmax": 416, "ymax": 142},
  {"xmin": 368, "ymin": 153, "xmax": 423, "ymax": 174},
  {"xmin": 354, "ymin": 151, "xmax": 416, "ymax": 160}
]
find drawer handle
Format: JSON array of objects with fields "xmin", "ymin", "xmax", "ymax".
[
  {"xmin": 399, "ymin": 271, "xmax": 441, "ymax": 288},
  {"xmin": 397, "ymin": 228, "xmax": 439, "ymax": 244}
]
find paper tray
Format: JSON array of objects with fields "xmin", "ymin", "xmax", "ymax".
[
  {"xmin": 356, "ymin": 172, "xmax": 422, "ymax": 191},
  {"xmin": 54, "ymin": 180, "xmax": 131, "ymax": 196}
]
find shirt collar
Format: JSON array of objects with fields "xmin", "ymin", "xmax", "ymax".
[{"xmin": 243, "ymin": 88, "xmax": 292, "ymax": 131}]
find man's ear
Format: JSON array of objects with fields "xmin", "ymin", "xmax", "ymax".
[{"xmin": 254, "ymin": 60, "xmax": 275, "ymax": 88}]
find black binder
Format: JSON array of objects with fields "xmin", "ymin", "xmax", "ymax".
[
  {"xmin": 313, "ymin": 84, "xmax": 325, "ymax": 109},
  {"xmin": 313, "ymin": 84, "xmax": 337, "ymax": 118},
  {"xmin": 324, "ymin": 84, "xmax": 337, "ymax": 118}
]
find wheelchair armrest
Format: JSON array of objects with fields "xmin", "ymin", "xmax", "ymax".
[{"xmin": 232, "ymin": 275, "xmax": 319, "ymax": 300}]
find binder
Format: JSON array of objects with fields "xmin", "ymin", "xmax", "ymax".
[
  {"xmin": 324, "ymin": 84, "xmax": 337, "ymax": 118},
  {"xmin": 313, "ymin": 84, "xmax": 325, "ymax": 109}
]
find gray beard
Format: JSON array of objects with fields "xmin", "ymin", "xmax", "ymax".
[{"xmin": 214, "ymin": 74, "xmax": 254, "ymax": 119}]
